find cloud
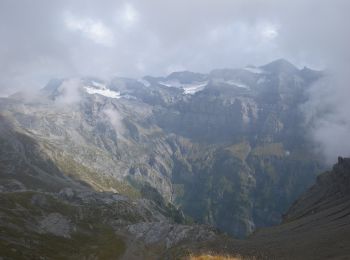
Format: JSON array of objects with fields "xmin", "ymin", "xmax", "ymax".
[
  {"xmin": 0, "ymin": 0, "xmax": 349, "ymax": 161},
  {"xmin": 118, "ymin": 3, "xmax": 139, "ymax": 28},
  {"xmin": 259, "ymin": 22, "xmax": 279, "ymax": 41},
  {"xmin": 103, "ymin": 107, "xmax": 125, "ymax": 138},
  {"xmin": 55, "ymin": 78, "xmax": 82, "ymax": 105},
  {"xmin": 302, "ymin": 71, "xmax": 350, "ymax": 163},
  {"xmin": 0, "ymin": 0, "xmax": 303, "ymax": 94},
  {"xmin": 64, "ymin": 12, "xmax": 115, "ymax": 46}
]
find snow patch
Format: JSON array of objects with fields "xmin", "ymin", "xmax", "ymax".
[
  {"xmin": 91, "ymin": 81, "xmax": 106, "ymax": 89},
  {"xmin": 225, "ymin": 80, "xmax": 250, "ymax": 89},
  {"xmin": 159, "ymin": 80, "xmax": 208, "ymax": 95},
  {"xmin": 85, "ymin": 86, "xmax": 121, "ymax": 99},
  {"xmin": 137, "ymin": 79, "xmax": 151, "ymax": 87},
  {"xmin": 183, "ymin": 82, "xmax": 208, "ymax": 95},
  {"xmin": 159, "ymin": 80, "xmax": 183, "ymax": 88},
  {"xmin": 244, "ymin": 66, "xmax": 265, "ymax": 74}
]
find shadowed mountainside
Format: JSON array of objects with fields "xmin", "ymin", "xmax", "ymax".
[{"xmin": 172, "ymin": 157, "xmax": 350, "ymax": 259}]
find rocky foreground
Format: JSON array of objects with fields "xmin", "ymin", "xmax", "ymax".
[{"xmin": 1, "ymin": 156, "xmax": 348, "ymax": 259}]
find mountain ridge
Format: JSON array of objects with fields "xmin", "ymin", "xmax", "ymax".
[
  {"xmin": 0, "ymin": 59, "xmax": 325, "ymax": 240},
  {"xmin": 166, "ymin": 157, "xmax": 350, "ymax": 259}
]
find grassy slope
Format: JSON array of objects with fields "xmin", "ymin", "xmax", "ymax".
[{"xmin": 0, "ymin": 191, "xmax": 126, "ymax": 259}]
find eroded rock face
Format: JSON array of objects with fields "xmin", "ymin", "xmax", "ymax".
[{"xmin": 0, "ymin": 59, "xmax": 325, "ymax": 238}]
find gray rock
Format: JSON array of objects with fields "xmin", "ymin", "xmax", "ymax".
[{"xmin": 39, "ymin": 213, "xmax": 72, "ymax": 238}]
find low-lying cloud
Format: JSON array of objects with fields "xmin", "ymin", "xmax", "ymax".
[
  {"xmin": 0, "ymin": 0, "xmax": 349, "ymax": 162},
  {"xmin": 303, "ymin": 72, "xmax": 350, "ymax": 163},
  {"xmin": 55, "ymin": 78, "xmax": 82, "ymax": 105}
]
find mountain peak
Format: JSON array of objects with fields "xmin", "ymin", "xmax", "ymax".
[
  {"xmin": 261, "ymin": 58, "xmax": 299, "ymax": 74},
  {"xmin": 166, "ymin": 71, "xmax": 208, "ymax": 84}
]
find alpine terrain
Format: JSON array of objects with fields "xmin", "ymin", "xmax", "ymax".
[{"xmin": 1, "ymin": 59, "xmax": 343, "ymax": 259}]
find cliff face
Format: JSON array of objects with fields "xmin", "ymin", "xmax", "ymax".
[
  {"xmin": 0, "ymin": 60, "xmax": 325, "ymax": 238},
  {"xmin": 246, "ymin": 157, "xmax": 350, "ymax": 259},
  {"xmin": 168, "ymin": 158, "xmax": 350, "ymax": 259},
  {"xmin": 283, "ymin": 156, "xmax": 350, "ymax": 222},
  {"xmin": 0, "ymin": 60, "xmax": 348, "ymax": 259}
]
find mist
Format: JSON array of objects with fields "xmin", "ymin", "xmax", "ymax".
[{"xmin": 1, "ymin": 0, "xmax": 349, "ymax": 161}]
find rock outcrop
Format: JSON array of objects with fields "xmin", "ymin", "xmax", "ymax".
[{"xmin": 0, "ymin": 59, "xmax": 325, "ymax": 240}]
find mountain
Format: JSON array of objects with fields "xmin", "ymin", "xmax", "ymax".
[
  {"xmin": 260, "ymin": 58, "xmax": 299, "ymax": 75},
  {"xmin": 246, "ymin": 156, "xmax": 350, "ymax": 259},
  {"xmin": 175, "ymin": 157, "xmax": 350, "ymax": 259},
  {"xmin": 1, "ymin": 135, "xmax": 346, "ymax": 260},
  {"xmin": 0, "ymin": 59, "xmax": 325, "ymax": 245},
  {"xmin": 0, "ymin": 114, "xmax": 217, "ymax": 259}
]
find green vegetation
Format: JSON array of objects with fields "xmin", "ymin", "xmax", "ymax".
[
  {"xmin": 188, "ymin": 255, "xmax": 246, "ymax": 260},
  {"xmin": 251, "ymin": 143, "xmax": 285, "ymax": 157},
  {"xmin": 0, "ymin": 226, "xmax": 125, "ymax": 260},
  {"xmin": 54, "ymin": 155, "xmax": 141, "ymax": 199},
  {"xmin": 226, "ymin": 141, "xmax": 251, "ymax": 161},
  {"xmin": 0, "ymin": 192, "xmax": 126, "ymax": 259}
]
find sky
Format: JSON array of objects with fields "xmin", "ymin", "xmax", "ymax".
[
  {"xmin": 0, "ymin": 0, "xmax": 349, "ymax": 161},
  {"xmin": 0, "ymin": 0, "xmax": 348, "ymax": 93}
]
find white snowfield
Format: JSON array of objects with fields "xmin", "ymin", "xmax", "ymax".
[
  {"xmin": 211, "ymin": 78, "xmax": 250, "ymax": 89},
  {"xmin": 137, "ymin": 78, "xmax": 151, "ymax": 87},
  {"xmin": 225, "ymin": 80, "xmax": 250, "ymax": 89},
  {"xmin": 91, "ymin": 81, "xmax": 106, "ymax": 89},
  {"xmin": 183, "ymin": 82, "xmax": 208, "ymax": 94},
  {"xmin": 159, "ymin": 80, "xmax": 208, "ymax": 95},
  {"xmin": 84, "ymin": 81, "xmax": 121, "ymax": 99},
  {"xmin": 244, "ymin": 66, "xmax": 266, "ymax": 74},
  {"xmin": 159, "ymin": 80, "xmax": 183, "ymax": 88}
]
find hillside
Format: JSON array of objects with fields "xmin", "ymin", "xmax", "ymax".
[
  {"xmin": 175, "ymin": 157, "xmax": 350, "ymax": 259},
  {"xmin": 1, "ymin": 59, "xmax": 342, "ymax": 259},
  {"xmin": 0, "ymin": 60, "xmax": 325, "ymax": 238}
]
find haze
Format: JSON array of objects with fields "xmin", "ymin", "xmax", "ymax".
[{"xmin": 0, "ymin": 0, "xmax": 349, "ymax": 161}]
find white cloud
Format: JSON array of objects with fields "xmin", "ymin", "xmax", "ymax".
[
  {"xmin": 64, "ymin": 12, "xmax": 114, "ymax": 46},
  {"xmin": 1, "ymin": 0, "xmax": 349, "ymax": 88},
  {"xmin": 103, "ymin": 108, "xmax": 125, "ymax": 138},
  {"xmin": 1, "ymin": 0, "xmax": 350, "ymax": 164},
  {"xmin": 259, "ymin": 23, "xmax": 279, "ymax": 41},
  {"xmin": 117, "ymin": 3, "xmax": 139, "ymax": 29},
  {"xmin": 55, "ymin": 78, "xmax": 82, "ymax": 105}
]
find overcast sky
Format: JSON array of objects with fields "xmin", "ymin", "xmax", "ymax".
[
  {"xmin": 0, "ymin": 0, "xmax": 348, "ymax": 92},
  {"xmin": 0, "ymin": 0, "xmax": 349, "ymax": 161}
]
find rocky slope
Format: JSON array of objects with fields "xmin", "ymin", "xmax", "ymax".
[
  {"xmin": 0, "ymin": 188, "xmax": 223, "ymax": 260},
  {"xmin": 0, "ymin": 156, "xmax": 345, "ymax": 260},
  {"xmin": 174, "ymin": 157, "xmax": 350, "ymax": 259},
  {"xmin": 0, "ymin": 116, "xmax": 220, "ymax": 259},
  {"xmin": 0, "ymin": 59, "xmax": 325, "ymax": 240}
]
